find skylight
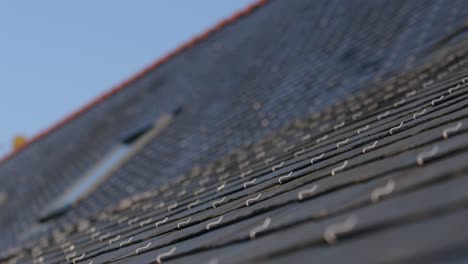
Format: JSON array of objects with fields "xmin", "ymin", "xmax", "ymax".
[{"xmin": 39, "ymin": 114, "xmax": 173, "ymax": 222}]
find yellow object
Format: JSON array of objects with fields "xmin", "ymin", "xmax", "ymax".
[{"xmin": 13, "ymin": 135, "xmax": 27, "ymax": 150}]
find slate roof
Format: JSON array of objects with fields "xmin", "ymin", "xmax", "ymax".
[{"xmin": 1, "ymin": 0, "xmax": 468, "ymax": 263}]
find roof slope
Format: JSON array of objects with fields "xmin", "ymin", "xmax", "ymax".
[{"xmin": 1, "ymin": 0, "xmax": 468, "ymax": 262}]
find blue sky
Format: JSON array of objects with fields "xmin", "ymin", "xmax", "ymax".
[{"xmin": 0, "ymin": 1, "xmax": 254, "ymax": 155}]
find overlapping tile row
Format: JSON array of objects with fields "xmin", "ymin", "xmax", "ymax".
[{"xmin": 2, "ymin": 41, "xmax": 468, "ymax": 263}]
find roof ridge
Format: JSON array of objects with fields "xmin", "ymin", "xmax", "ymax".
[{"xmin": 0, "ymin": 0, "xmax": 269, "ymax": 165}]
